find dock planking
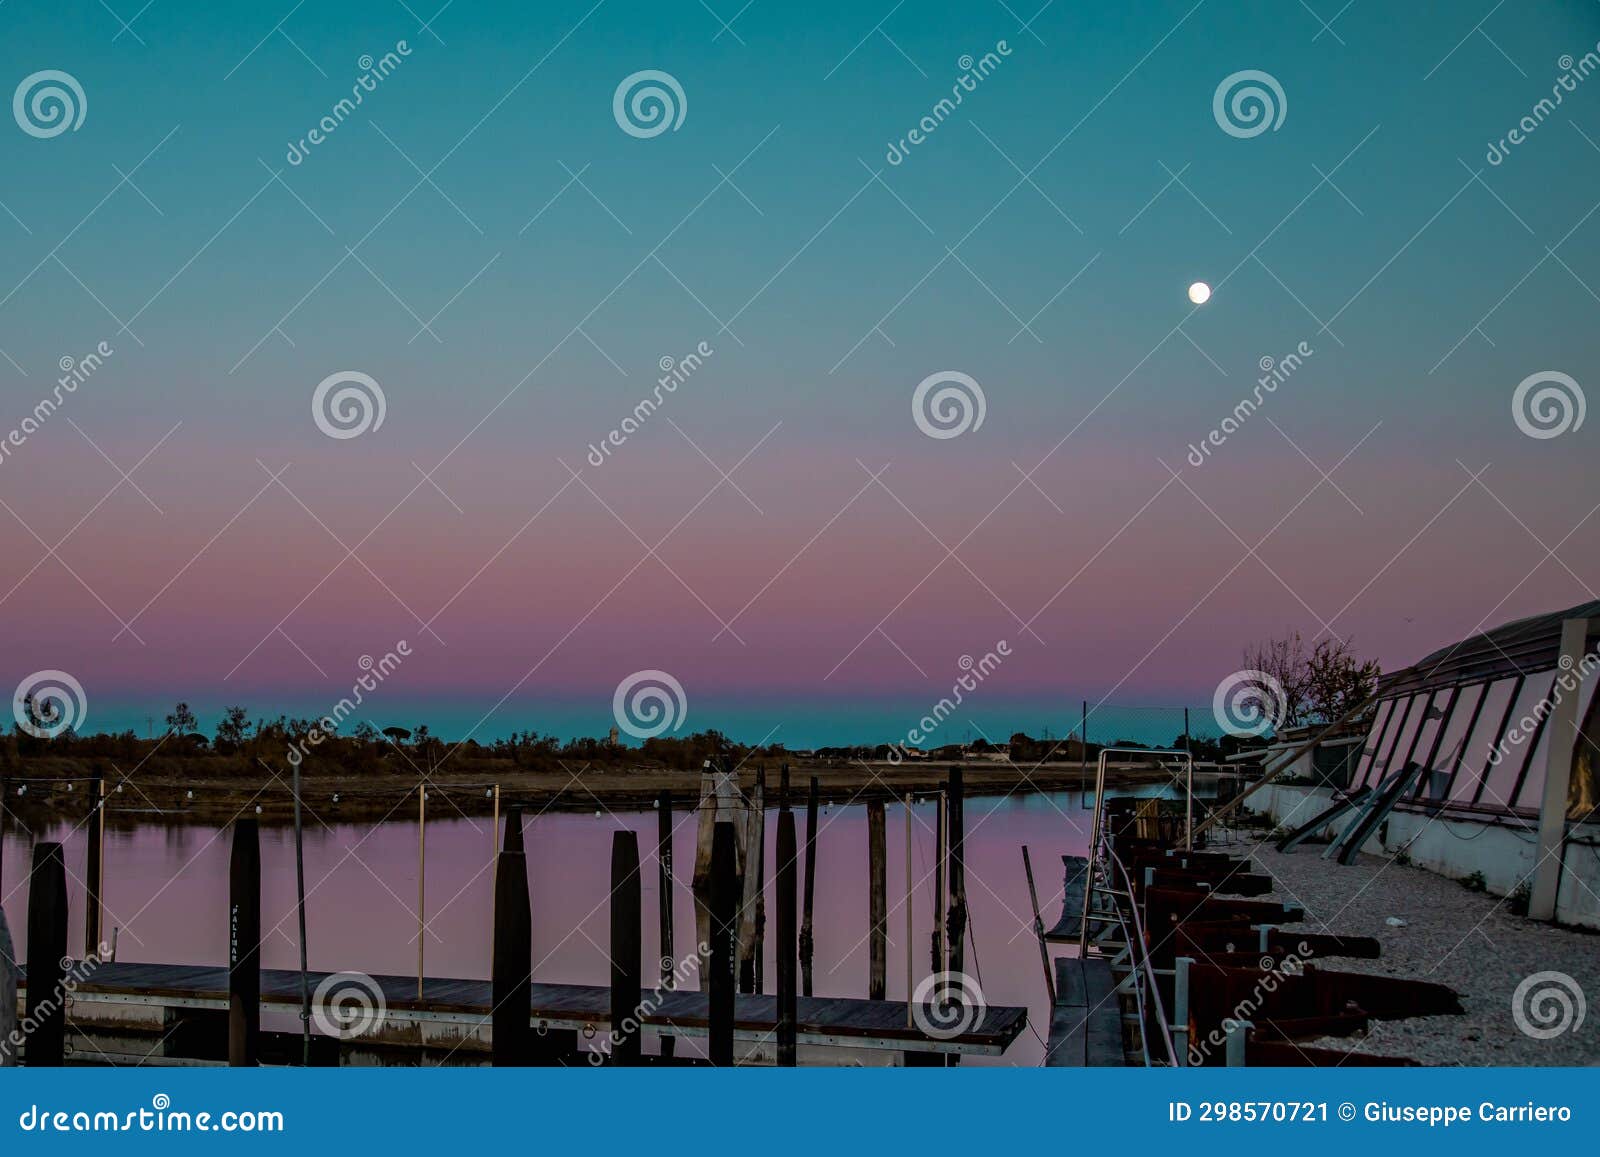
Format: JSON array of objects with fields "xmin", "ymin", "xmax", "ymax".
[
  {"xmin": 17, "ymin": 961, "xmax": 1027, "ymax": 1058},
  {"xmin": 1045, "ymin": 956, "xmax": 1124, "ymax": 1067}
]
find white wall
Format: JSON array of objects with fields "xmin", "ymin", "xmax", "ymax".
[{"xmin": 1248, "ymin": 784, "xmax": 1600, "ymax": 930}]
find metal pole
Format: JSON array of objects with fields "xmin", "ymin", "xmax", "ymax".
[
  {"xmin": 293, "ymin": 759, "xmax": 310, "ymax": 1065},
  {"xmin": 1078, "ymin": 754, "xmax": 1107, "ymax": 955}
]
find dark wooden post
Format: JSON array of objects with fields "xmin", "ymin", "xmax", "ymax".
[
  {"xmin": 503, "ymin": 805, "xmax": 524, "ymax": 854},
  {"xmin": 946, "ymin": 767, "xmax": 967, "ymax": 983},
  {"xmin": 609, "ymin": 830, "xmax": 642, "ymax": 1065},
  {"xmin": 24, "ymin": 842, "xmax": 67, "ymax": 1066},
  {"xmin": 776, "ymin": 802, "xmax": 798, "ymax": 1066},
  {"xmin": 867, "ymin": 799, "xmax": 887, "ymax": 1000},
  {"xmin": 84, "ymin": 772, "xmax": 105, "ymax": 957},
  {"xmin": 657, "ymin": 790, "xmax": 675, "ymax": 1059},
  {"xmin": 800, "ymin": 776, "xmax": 819, "ymax": 997},
  {"xmin": 708, "ymin": 820, "xmax": 738, "ymax": 1066},
  {"xmin": 228, "ymin": 818, "xmax": 260, "ymax": 1067},
  {"xmin": 491, "ymin": 849, "xmax": 531, "ymax": 1065}
]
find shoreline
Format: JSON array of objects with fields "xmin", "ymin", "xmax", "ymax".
[{"xmin": 1, "ymin": 761, "xmax": 1197, "ymax": 827}]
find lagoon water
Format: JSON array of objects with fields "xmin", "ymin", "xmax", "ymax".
[{"xmin": 0, "ymin": 789, "xmax": 1192, "ymax": 1065}]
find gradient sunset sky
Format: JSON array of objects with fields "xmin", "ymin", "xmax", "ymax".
[{"xmin": 2, "ymin": 0, "xmax": 1597, "ymax": 746}]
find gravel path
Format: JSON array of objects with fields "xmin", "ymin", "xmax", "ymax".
[{"xmin": 1222, "ymin": 835, "xmax": 1598, "ymax": 1065}]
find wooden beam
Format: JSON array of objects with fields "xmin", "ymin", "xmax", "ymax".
[{"xmin": 85, "ymin": 772, "xmax": 105, "ymax": 957}]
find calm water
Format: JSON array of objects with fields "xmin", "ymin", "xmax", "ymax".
[{"xmin": 0, "ymin": 789, "xmax": 1161, "ymax": 1066}]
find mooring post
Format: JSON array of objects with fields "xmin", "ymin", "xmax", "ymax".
[
  {"xmin": 292, "ymin": 757, "xmax": 310, "ymax": 1066},
  {"xmin": 228, "ymin": 819, "xmax": 260, "ymax": 1067},
  {"xmin": 0, "ymin": 904, "xmax": 16, "ymax": 1067},
  {"xmin": 491, "ymin": 848, "xmax": 532, "ymax": 1065},
  {"xmin": 609, "ymin": 830, "xmax": 643, "ymax": 1066},
  {"xmin": 657, "ymin": 790, "xmax": 675, "ymax": 1059},
  {"xmin": 776, "ymin": 793, "xmax": 798, "ymax": 1066},
  {"xmin": 800, "ymin": 776, "xmax": 819, "ymax": 998},
  {"xmin": 84, "ymin": 771, "xmax": 105, "ymax": 958},
  {"xmin": 867, "ymin": 798, "xmax": 887, "ymax": 1000},
  {"xmin": 737, "ymin": 769, "xmax": 765, "ymax": 994},
  {"xmin": 25, "ymin": 843, "xmax": 67, "ymax": 1066},
  {"xmin": 905, "ymin": 793, "xmax": 914, "ymax": 1028},
  {"xmin": 1021, "ymin": 845, "xmax": 1056, "ymax": 1005},
  {"xmin": 503, "ymin": 804, "xmax": 524, "ymax": 854},
  {"xmin": 946, "ymin": 767, "xmax": 967, "ymax": 983},
  {"xmin": 708, "ymin": 820, "xmax": 738, "ymax": 1066}
]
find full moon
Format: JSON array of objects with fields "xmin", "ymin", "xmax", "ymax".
[{"xmin": 1188, "ymin": 281, "xmax": 1212, "ymax": 304}]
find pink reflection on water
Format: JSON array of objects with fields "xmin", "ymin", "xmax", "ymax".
[{"xmin": 1, "ymin": 793, "xmax": 1097, "ymax": 1066}]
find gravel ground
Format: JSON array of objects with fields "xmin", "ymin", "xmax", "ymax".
[{"xmin": 1221, "ymin": 834, "xmax": 1599, "ymax": 1065}]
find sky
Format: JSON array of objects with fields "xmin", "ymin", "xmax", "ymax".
[{"xmin": 1, "ymin": 0, "xmax": 1598, "ymax": 748}]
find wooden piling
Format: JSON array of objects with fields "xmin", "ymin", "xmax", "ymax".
[
  {"xmin": 503, "ymin": 805, "xmax": 524, "ymax": 854},
  {"xmin": 228, "ymin": 819, "xmax": 260, "ymax": 1067},
  {"xmin": 657, "ymin": 790, "xmax": 675, "ymax": 1059},
  {"xmin": 491, "ymin": 849, "xmax": 531, "ymax": 1065},
  {"xmin": 800, "ymin": 776, "xmax": 819, "ymax": 998},
  {"xmin": 776, "ymin": 798, "xmax": 798, "ymax": 1066},
  {"xmin": 24, "ymin": 843, "xmax": 67, "ymax": 1065},
  {"xmin": 737, "ymin": 769, "xmax": 765, "ymax": 994},
  {"xmin": 0, "ymin": 904, "xmax": 16, "ymax": 1067},
  {"xmin": 417, "ymin": 785, "xmax": 426, "ymax": 1002},
  {"xmin": 708, "ymin": 820, "xmax": 738, "ymax": 1066},
  {"xmin": 0, "ymin": 776, "xmax": 8, "ymax": 894},
  {"xmin": 946, "ymin": 767, "xmax": 967, "ymax": 983},
  {"xmin": 867, "ymin": 799, "xmax": 887, "ymax": 1000},
  {"xmin": 609, "ymin": 830, "xmax": 642, "ymax": 1066},
  {"xmin": 84, "ymin": 772, "xmax": 105, "ymax": 957}
]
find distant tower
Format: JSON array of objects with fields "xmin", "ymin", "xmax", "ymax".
[{"xmin": 608, "ymin": 725, "xmax": 620, "ymax": 747}]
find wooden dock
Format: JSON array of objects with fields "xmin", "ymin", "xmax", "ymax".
[
  {"xmin": 16, "ymin": 961, "xmax": 1028, "ymax": 1065},
  {"xmin": 1044, "ymin": 957, "xmax": 1124, "ymax": 1067}
]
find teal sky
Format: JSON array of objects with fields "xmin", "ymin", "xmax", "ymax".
[{"xmin": 2, "ymin": 1, "xmax": 1598, "ymax": 747}]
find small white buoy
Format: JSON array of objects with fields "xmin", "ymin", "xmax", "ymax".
[
  {"xmin": 333, "ymin": 793, "xmax": 341, "ymax": 803},
  {"xmin": 255, "ymin": 805, "xmax": 263, "ymax": 814},
  {"xmin": 1188, "ymin": 281, "xmax": 1212, "ymax": 304},
  {"xmin": 1384, "ymin": 916, "xmax": 1407, "ymax": 927},
  {"xmin": 186, "ymin": 790, "xmax": 193, "ymax": 800}
]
